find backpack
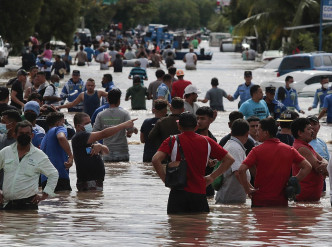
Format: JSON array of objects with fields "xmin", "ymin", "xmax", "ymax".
[{"xmin": 38, "ymin": 83, "xmax": 56, "ymax": 97}]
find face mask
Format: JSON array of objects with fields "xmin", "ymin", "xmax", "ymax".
[
  {"xmin": 323, "ymin": 83, "xmax": 329, "ymax": 89},
  {"xmin": 54, "ymin": 82, "xmax": 60, "ymax": 87},
  {"xmin": 84, "ymin": 123, "xmax": 93, "ymax": 133},
  {"xmin": 24, "ymin": 112, "xmax": 37, "ymax": 123},
  {"xmin": 289, "ymin": 83, "xmax": 294, "ymax": 89},
  {"xmin": 17, "ymin": 134, "xmax": 31, "ymax": 146},
  {"xmin": 0, "ymin": 123, "xmax": 7, "ymax": 134}
]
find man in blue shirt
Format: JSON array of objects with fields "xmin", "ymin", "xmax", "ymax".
[
  {"xmin": 84, "ymin": 43, "xmax": 95, "ymax": 62},
  {"xmin": 101, "ymin": 73, "xmax": 115, "ymax": 105},
  {"xmin": 308, "ymin": 76, "xmax": 332, "ymax": 112},
  {"xmin": 263, "ymin": 86, "xmax": 287, "ymax": 119},
  {"xmin": 60, "ymin": 70, "xmax": 85, "ymax": 112},
  {"xmin": 275, "ymin": 75, "xmax": 305, "ymax": 114},
  {"xmin": 157, "ymin": 74, "xmax": 172, "ymax": 103},
  {"xmin": 239, "ymin": 85, "xmax": 270, "ymax": 120},
  {"xmin": 318, "ymin": 94, "xmax": 332, "ymax": 123},
  {"xmin": 230, "ymin": 71, "xmax": 255, "ymax": 108}
]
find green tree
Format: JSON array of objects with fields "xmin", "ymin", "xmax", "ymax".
[
  {"xmin": 0, "ymin": 0, "xmax": 42, "ymax": 53},
  {"xmin": 35, "ymin": 0, "xmax": 81, "ymax": 46},
  {"xmin": 193, "ymin": 0, "xmax": 216, "ymax": 27}
]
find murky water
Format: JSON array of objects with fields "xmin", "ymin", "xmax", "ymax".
[{"xmin": 1, "ymin": 48, "xmax": 332, "ymax": 246}]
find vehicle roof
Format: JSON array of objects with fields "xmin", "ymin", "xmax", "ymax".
[
  {"xmin": 283, "ymin": 52, "xmax": 332, "ymax": 58},
  {"xmin": 271, "ymin": 70, "xmax": 332, "ymax": 82}
]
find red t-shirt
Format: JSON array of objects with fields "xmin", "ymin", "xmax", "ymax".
[
  {"xmin": 243, "ymin": 138, "xmax": 305, "ymax": 207},
  {"xmin": 292, "ymin": 139, "xmax": 323, "ymax": 201},
  {"xmin": 158, "ymin": 131, "xmax": 228, "ymax": 194},
  {"xmin": 171, "ymin": 79, "xmax": 192, "ymax": 98}
]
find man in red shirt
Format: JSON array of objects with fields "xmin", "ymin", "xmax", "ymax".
[
  {"xmin": 171, "ymin": 70, "xmax": 192, "ymax": 98},
  {"xmin": 238, "ymin": 118, "xmax": 311, "ymax": 207},
  {"xmin": 152, "ymin": 112, "xmax": 235, "ymax": 214},
  {"xmin": 291, "ymin": 118, "xmax": 328, "ymax": 202}
]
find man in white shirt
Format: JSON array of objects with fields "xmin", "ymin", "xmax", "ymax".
[
  {"xmin": 183, "ymin": 85, "xmax": 200, "ymax": 115},
  {"xmin": 0, "ymin": 121, "xmax": 58, "ymax": 210},
  {"xmin": 215, "ymin": 119, "xmax": 251, "ymax": 204},
  {"xmin": 183, "ymin": 48, "xmax": 197, "ymax": 70}
]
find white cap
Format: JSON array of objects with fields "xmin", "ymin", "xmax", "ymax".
[{"xmin": 183, "ymin": 85, "xmax": 201, "ymax": 97}]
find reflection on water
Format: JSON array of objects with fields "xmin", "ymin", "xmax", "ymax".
[{"xmin": 1, "ymin": 48, "xmax": 332, "ymax": 246}]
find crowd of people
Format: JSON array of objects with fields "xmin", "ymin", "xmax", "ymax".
[{"xmin": 1, "ymin": 39, "xmax": 332, "ymax": 214}]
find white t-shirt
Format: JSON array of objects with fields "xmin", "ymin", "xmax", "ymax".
[
  {"xmin": 138, "ymin": 58, "xmax": 149, "ymax": 69},
  {"xmin": 44, "ymin": 84, "xmax": 60, "ymax": 106},
  {"xmin": 184, "ymin": 52, "xmax": 196, "ymax": 68},
  {"xmin": 96, "ymin": 52, "xmax": 109, "ymax": 70}
]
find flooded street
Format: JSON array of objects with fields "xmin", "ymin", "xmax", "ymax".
[{"xmin": 1, "ymin": 47, "xmax": 332, "ymax": 246}]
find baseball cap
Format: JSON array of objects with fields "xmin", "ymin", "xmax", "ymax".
[
  {"xmin": 277, "ymin": 110, "xmax": 298, "ymax": 122},
  {"xmin": 266, "ymin": 86, "xmax": 276, "ymax": 94},
  {"xmin": 72, "ymin": 70, "xmax": 80, "ymax": 76},
  {"xmin": 176, "ymin": 69, "xmax": 184, "ymax": 77},
  {"xmin": 24, "ymin": 101, "xmax": 40, "ymax": 115},
  {"xmin": 178, "ymin": 111, "xmax": 197, "ymax": 128},
  {"xmin": 183, "ymin": 85, "xmax": 201, "ymax": 96},
  {"xmin": 307, "ymin": 115, "xmax": 319, "ymax": 123},
  {"xmin": 17, "ymin": 69, "xmax": 28, "ymax": 77},
  {"xmin": 244, "ymin": 71, "xmax": 252, "ymax": 77}
]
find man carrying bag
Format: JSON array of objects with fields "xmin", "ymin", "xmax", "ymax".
[{"xmin": 152, "ymin": 112, "xmax": 235, "ymax": 214}]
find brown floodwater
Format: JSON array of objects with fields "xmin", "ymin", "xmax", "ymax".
[{"xmin": 1, "ymin": 48, "xmax": 331, "ymax": 246}]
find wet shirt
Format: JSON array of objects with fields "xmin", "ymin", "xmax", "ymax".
[
  {"xmin": 205, "ymin": 87, "xmax": 228, "ymax": 111},
  {"xmin": 157, "ymin": 83, "xmax": 171, "ymax": 103},
  {"xmin": 312, "ymin": 87, "xmax": 332, "ymax": 109},
  {"xmin": 126, "ymin": 84, "xmax": 148, "ymax": 110},
  {"xmin": 83, "ymin": 91, "xmax": 101, "ymax": 117},
  {"xmin": 239, "ymin": 99, "xmax": 270, "ymax": 120},
  {"xmin": 71, "ymin": 131, "xmax": 105, "ymax": 182},
  {"xmin": 293, "ymin": 139, "xmax": 324, "ymax": 202},
  {"xmin": 171, "ymin": 79, "xmax": 192, "ymax": 98},
  {"xmin": 323, "ymin": 94, "xmax": 332, "ymax": 123},
  {"xmin": 0, "ymin": 142, "xmax": 58, "ymax": 203},
  {"xmin": 233, "ymin": 83, "xmax": 255, "ymax": 107},
  {"xmin": 41, "ymin": 126, "xmax": 69, "ymax": 181},
  {"xmin": 158, "ymin": 131, "xmax": 228, "ymax": 194},
  {"xmin": 243, "ymin": 138, "xmax": 305, "ymax": 207}
]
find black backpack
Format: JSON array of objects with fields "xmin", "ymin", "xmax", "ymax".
[{"xmin": 38, "ymin": 84, "xmax": 56, "ymax": 97}]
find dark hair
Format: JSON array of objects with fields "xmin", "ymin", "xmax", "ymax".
[
  {"xmin": 285, "ymin": 76, "xmax": 293, "ymax": 82},
  {"xmin": 211, "ymin": 78, "xmax": 219, "ymax": 86},
  {"xmin": 45, "ymin": 42, "xmax": 51, "ymax": 50},
  {"xmin": 229, "ymin": 111, "xmax": 243, "ymax": 123},
  {"xmin": 74, "ymin": 112, "xmax": 89, "ymax": 126},
  {"xmin": 155, "ymin": 69, "xmax": 165, "ymax": 79},
  {"xmin": 231, "ymin": 119, "xmax": 249, "ymax": 136},
  {"xmin": 1, "ymin": 109, "xmax": 22, "ymax": 122},
  {"xmin": 167, "ymin": 52, "xmax": 173, "ymax": 56},
  {"xmin": 291, "ymin": 118, "xmax": 311, "ymax": 139},
  {"xmin": 196, "ymin": 106, "xmax": 214, "ymax": 118},
  {"xmin": 133, "ymin": 75, "xmax": 141, "ymax": 84},
  {"xmin": 168, "ymin": 66, "xmax": 176, "ymax": 75},
  {"xmin": 247, "ymin": 116, "xmax": 260, "ymax": 123},
  {"xmin": 250, "ymin": 85, "xmax": 261, "ymax": 97},
  {"xmin": 36, "ymin": 71, "xmax": 46, "ymax": 77},
  {"xmin": 80, "ymin": 45, "xmax": 84, "ymax": 51},
  {"xmin": 276, "ymin": 86, "xmax": 286, "ymax": 101},
  {"xmin": 103, "ymin": 74, "xmax": 113, "ymax": 82},
  {"xmin": 116, "ymin": 54, "xmax": 121, "ymax": 59},
  {"xmin": 154, "ymin": 99, "xmax": 168, "ymax": 111},
  {"xmin": 321, "ymin": 76, "xmax": 328, "ymax": 81},
  {"xmin": 46, "ymin": 112, "xmax": 64, "ymax": 127},
  {"xmin": 28, "ymin": 93, "xmax": 43, "ymax": 103},
  {"xmin": 0, "ymin": 87, "xmax": 9, "ymax": 101},
  {"xmin": 15, "ymin": 120, "xmax": 32, "ymax": 134},
  {"xmin": 259, "ymin": 118, "xmax": 278, "ymax": 137},
  {"xmin": 171, "ymin": 97, "xmax": 184, "ymax": 109},
  {"xmin": 108, "ymin": 88, "xmax": 122, "ymax": 105},
  {"xmin": 163, "ymin": 74, "xmax": 172, "ymax": 83},
  {"xmin": 179, "ymin": 112, "xmax": 197, "ymax": 129},
  {"xmin": 29, "ymin": 65, "xmax": 38, "ymax": 71}
]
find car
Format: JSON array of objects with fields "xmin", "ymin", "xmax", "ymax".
[
  {"xmin": 277, "ymin": 52, "xmax": 332, "ymax": 76},
  {"xmin": 253, "ymin": 57, "xmax": 283, "ymax": 84},
  {"xmin": 50, "ymin": 40, "xmax": 67, "ymax": 50},
  {"xmin": 260, "ymin": 70, "xmax": 332, "ymax": 97},
  {"xmin": 0, "ymin": 36, "xmax": 10, "ymax": 67},
  {"xmin": 261, "ymin": 50, "xmax": 283, "ymax": 61}
]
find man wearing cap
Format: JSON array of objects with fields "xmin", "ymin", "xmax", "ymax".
[
  {"xmin": 291, "ymin": 118, "xmax": 328, "ymax": 202},
  {"xmin": 23, "ymin": 101, "xmax": 45, "ymax": 148},
  {"xmin": 157, "ymin": 74, "xmax": 172, "ymax": 103},
  {"xmin": 60, "ymin": 70, "xmax": 85, "ymax": 112},
  {"xmin": 318, "ymin": 93, "xmax": 332, "ymax": 123},
  {"xmin": 238, "ymin": 118, "xmax": 312, "ymax": 207},
  {"xmin": 152, "ymin": 112, "xmax": 235, "ymax": 214},
  {"xmin": 183, "ymin": 48, "xmax": 197, "ymax": 70},
  {"xmin": 0, "ymin": 87, "xmax": 17, "ymax": 115},
  {"xmin": 171, "ymin": 70, "xmax": 192, "ymax": 98},
  {"xmin": 183, "ymin": 85, "xmax": 201, "ymax": 115},
  {"xmin": 239, "ymin": 85, "xmax": 270, "ymax": 120},
  {"xmin": 128, "ymin": 60, "xmax": 148, "ymax": 84},
  {"xmin": 308, "ymin": 76, "xmax": 332, "ymax": 112},
  {"xmin": 10, "ymin": 69, "xmax": 28, "ymax": 110},
  {"xmin": 263, "ymin": 86, "xmax": 287, "ymax": 119},
  {"xmin": 276, "ymin": 110, "xmax": 299, "ymax": 146},
  {"xmin": 275, "ymin": 76, "xmax": 305, "ymax": 114},
  {"xmin": 229, "ymin": 71, "xmax": 255, "ymax": 108}
]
